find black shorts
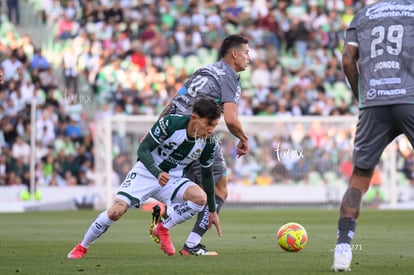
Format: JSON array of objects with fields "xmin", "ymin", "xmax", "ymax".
[{"xmin": 353, "ymin": 104, "xmax": 414, "ymax": 169}]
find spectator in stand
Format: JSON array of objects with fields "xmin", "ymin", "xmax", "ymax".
[
  {"xmin": 11, "ymin": 155, "xmax": 29, "ymax": 184},
  {"xmin": 222, "ymin": 0, "xmax": 243, "ymax": 26},
  {"xmin": 13, "ymin": 46, "xmax": 29, "ymax": 68},
  {"xmin": 11, "ymin": 136, "xmax": 30, "ymax": 164},
  {"xmin": 56, "ymin": 13, "xmax": 78, "ymax": 40},
  {"xmin": 128, "ymin": 41, "xmax": 147, "ymax": 70},
  {"xmin": 0, "ymin": 155, "xmax": 8, "ymax": 185},
  {"xmin": 1, "ymin": 50, "xmax": 24, "ymax": 84},
  {"xmin": 38, "ymin": 67, "xmax": 59, "ymax": 94},
  {"xmin": 257, "ymin": 7, "xmax": 284, "ymax": 52},
  {"xmin": 61, "ymin": 153, "xmax": 81, "ymax": 183},
  {"xmin": 30, "ymin": 48, "xmax": 50, "ymax": 72},
  {"xmin": 35, "ymin": 108, "xmax": 55, "ymax": 146},
  {"xmin": 251, "ymin": 59, "xmax": 271, "ymax": 91},
  {"xmin": 43, "ymin": 0, "xmax": 63, "ymax": 28},
  {"xmin": 6, "ymin": 0, "xmax": 20, "ymax": 25},
  {"xmin": 62, "ymin": 46, "xmax": 79, "ymax": 94},
  {"xmin": 3, "ymin": 119, "xmax": 18, "ymax": 148},
  {"xmin": 66, "ymin": 116, "xmax": 82, "ymax": 143}
]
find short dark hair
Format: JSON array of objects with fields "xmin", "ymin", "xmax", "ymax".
[
  {"xmin": 219, "ymin": 34, "xmax": 249, "ymax": 58},
  {"xmin": 192, "ymin": 96, "xmax": 221, "ymax": 120}
]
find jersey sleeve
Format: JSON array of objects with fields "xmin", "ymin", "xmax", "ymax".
[
  {"xmin": 199, "ymin": 137, "xmax": 218, "ymax": 168},
  {"xmin": 137, "ymin": 116, "xmax": 172, "ymax": 179},
  {"xmin": 345, "ymin": 13, "xmax": 361, "ymax": 47},
  {"xmin": 219, "ymin": 74, "xmax": 241, "ymax": 105},
  {"xmin": 199, "ymin": 137, "xmax": 218, "ymax": 212},
  {"xmin": 148, "ymin": 115, "xmax": 170, "ymax": 144},
  {"xmin": 201, "ymin": 165, "xmax": 216, "ymax": 212}
]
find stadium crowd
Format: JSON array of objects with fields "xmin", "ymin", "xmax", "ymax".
[{"xmin": 1, "ymin": 0, "xmax": 412, "ymax": 200}]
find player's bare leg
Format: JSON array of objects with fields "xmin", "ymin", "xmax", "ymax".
[
  {"xmin": 332, "ymin": 167, "xmax": 372, "ymax": 272},
  {"xmin": 214, "ymin": 175, "xmax": 229, "ymax": 201}
]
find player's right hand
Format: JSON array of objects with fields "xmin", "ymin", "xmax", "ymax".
[
  {"xmin": 158, "ymin": 172, "xmax": 170, "ymax": 186},
  {"xmin": 236, "ymin": 139, "xmax": 249, "ymax": 158}
]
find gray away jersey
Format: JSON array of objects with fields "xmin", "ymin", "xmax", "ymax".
[
  {"xmin": 148, "ymin": 115, "xmax": 217, "ymax": 178},
  {"xmin": 171, "ymin": 60, "xmax": 242, "ymax": 115},
  {"xmin": 345, "ymin": 0, "xmax": 414, "ymax": 108}
]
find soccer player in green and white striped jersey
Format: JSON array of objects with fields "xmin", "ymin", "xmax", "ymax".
[{"xmin": 68, "ymin": 97, "xmax": 222, "ymax": 258}]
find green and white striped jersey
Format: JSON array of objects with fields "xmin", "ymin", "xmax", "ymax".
[{"xmin": 147, "ymin": 114, "xmax": 218, "ymax": 178}]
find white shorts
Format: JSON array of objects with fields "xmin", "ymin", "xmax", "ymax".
[{"xmin": 115, "ymin": 161, "xmax": 197, "ymax": 208}]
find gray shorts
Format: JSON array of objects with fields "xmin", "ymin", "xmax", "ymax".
[
  {"xmin": 185, "ymin": 144, "xmax": 227, "ymax": 185},
  {"xmin": 354, "ymin": 105, "xmax": 414, "ymax": 169}
]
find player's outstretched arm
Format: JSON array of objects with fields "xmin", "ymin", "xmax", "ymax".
[
  {"xmin": 201, "ymin": 165, "xmax": 222, "ymax": 236},
  {"xmin": 223, "ymin": 102, "xmax": 249, "ymax": 157}
]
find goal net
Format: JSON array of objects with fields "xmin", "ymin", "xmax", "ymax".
[{"xmin": 94, "ymin": 115, "xmax": 411, "ymax": 209}]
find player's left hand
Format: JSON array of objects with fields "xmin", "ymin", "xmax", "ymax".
[{"xmin": 208, "ymin": 211, "xmax": 222, "ymax": 237}]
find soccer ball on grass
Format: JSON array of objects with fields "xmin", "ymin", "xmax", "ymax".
[{"xmin": 277, "ymin": 222, "xmax": 307, "ymax": 252}]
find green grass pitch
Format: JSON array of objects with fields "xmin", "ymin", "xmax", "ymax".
[{"xmin": 0, "ymin": 208, "xmax": 413, "ymax": 274}]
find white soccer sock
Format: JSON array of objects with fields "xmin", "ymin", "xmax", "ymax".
[
  {"xmin": 81, "ymin": 211, "xmax": 114, "ymax": 248},
  {"xmin": 185, "ymin": 232, "xmax": 202, "ymax": 248},
  {"xmin": 162, "ymin": 201, "xmax": 204, "ymax": 229}
]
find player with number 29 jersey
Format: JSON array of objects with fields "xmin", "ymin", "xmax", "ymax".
[
  {"xmin": 345, "ymin": 0, "xmax": 414, "ymax": 108},
  {"xmin": 333, "ymin": 1, "xmax": 414, "ymax": 272}
]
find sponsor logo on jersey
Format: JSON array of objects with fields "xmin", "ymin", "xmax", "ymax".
[
  {"xmin": 370, "ymin": 77, "xmax": 401, "ymax": 86},
  {"xmin": 189, "ymin": 149, "xmax": 202, "ymax": 160},
  {"xmin": 366, "ymin": 88, "xmax": 407, "ymax": 100},
  {"xmin": 367, "ymin": 89, "xmax": 376, "ymax": 100},
  {"xmin": 377, "ymin": 88, "xmax": 406, "ymax": 96},
  {"xmin": 373, "ymin": 61, "xmax": 400, "ymax": 72},
  {"xmin": 366, "ymin": 3, "xmax": 414, "ymax": 19},
  {"xmin": 166, "ymin": 156, "xmax": 191, "ymax": 166},
  {"xmin": 154, "ymin": 126, "xmax": 161, "ymax": 137},
  {"xmin": 158, "ymin": 117, "xmax": 169, "ymax": 135}
]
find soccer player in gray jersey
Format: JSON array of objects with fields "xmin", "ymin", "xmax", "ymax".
[
  {"xmin": 153, "ymin": 34, "xmax": 250, "ymax": 256},
  {"xmin": 67, "ymin": 97, "xmax": 222, "ymax": 258},
  {"xmin": 333, "ymin": 0, "xmax": 414, "ymax": 271}
]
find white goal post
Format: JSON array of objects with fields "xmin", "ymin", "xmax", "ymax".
[{"xmin": 94, "ymin": 115, "xmax": 409, "ymax": 209}]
